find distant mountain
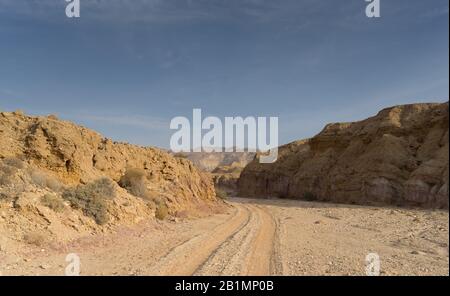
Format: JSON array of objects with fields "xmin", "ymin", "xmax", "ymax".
[
  {"xmin": 176, "ymin": 150, "xmax": 255, "ymax": 172},
  {"xmin": 174, "ymin": 150, "xmax": 256, "ymax": 195}
]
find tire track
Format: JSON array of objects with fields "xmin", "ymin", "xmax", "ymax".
[
  {"xmin": 146, "ymin": 204, "xmax": 250, "ymax": 275},
  {"xmin": 245, "ymin": 205, "xmax": 277, "ymax": 275},
  {"xmin": 194, "ymin": 205, "xmax": 277, "ymax": 276},
  {"xmin": 193, "ymin": 205, "xmax": 258, "ymax": 275}
]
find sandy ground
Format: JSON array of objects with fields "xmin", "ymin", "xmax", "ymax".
[{"xmin": 1, "ymin": 198, "xmax": 448, "ymax": 276}]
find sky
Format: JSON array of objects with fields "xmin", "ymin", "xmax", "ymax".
[{"xmin": 0, "ymin": 0, "xmax": 448, "ymax": 149}]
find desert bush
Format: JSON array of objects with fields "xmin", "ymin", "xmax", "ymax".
[
  {"xmin": 0, "ymin": 163, "xmax": 19, "ymax": 186},
  {"xmin": 29, "ymin": 170, "xmax": 46, "ymax": 186},
  {"xmin": 62, "ymin": 178, "xmax": 116, "ymax": 225},
  {"xmin": 13, "ymin": 109, "xmax": 25, "ymax": 116},
  {"xmin": 2, "ymin": 157, "xmax": 25, "ymax": 169},
  {"xmin": 46, "ymin": 177, "xmax": 63, "ymax": 192},
  {"xmin": 29, "ymin": 170, "xmax": 63, "ymax": 192},
  {"xmin": 119, "ymin": 168, "xmax": 151, "ymax": 199},
  {"xmin": 155, "ymin": 203, "xmax": 168, "ymax": 220},
  {"xmin": 23, "ymin": 232, "xmax": 46, "ymax": 246},
  {"xmin": 47, "ymin": 114, "xmax": 59, "ymax": 120},
  {"xmin": 0, "ymin": 172, "xmax": 13, "ymax": 186},
  {"xmin": 215, "ymin": 188, "xmax": 228, "ymax": 200},
  {"xmin": 0, "ymin": 163, "xmax": 18, "ymax": 176},
  {"xmin": 303, "ymin": 191, "xmax": 317, "ymax": 201},
  {"xmin": 174, "ymin": 153, "xmax": 188, "ymax": 159},
  {"xmin": 41, "ymin": 193, "xmax": 65, "ymax": 212}
]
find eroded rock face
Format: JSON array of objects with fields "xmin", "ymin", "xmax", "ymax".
[
  {"xmin": 239, "ymin": 103, "xmax": 449, "ymax": 208},
  {"xmin": 0, "ymin": 111, "xmax": 217, "ymax": 210}
]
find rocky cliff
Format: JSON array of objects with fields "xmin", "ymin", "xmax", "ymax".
[{"xmin": 238, "ymin": 103, "xmax": 449, "ymax": 208}]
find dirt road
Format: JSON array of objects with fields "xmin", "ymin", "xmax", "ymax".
[{"xmin": 2, "ymin": 198, "xmax": 449, "ymax": 276}]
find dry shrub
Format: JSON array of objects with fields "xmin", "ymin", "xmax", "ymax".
[
  {"xmin": 46, "ymin": 177, "xmax": 63, "ymax": 192},
  {"xmin": 0, "ymin": 170, "xmax": 15, "ymax": 186},
  {"xmin": 47, "ymin": 114, "xmax": 59, "ymax": 120},
  {"xmin": 0, "ymin": 159, "xmax": 26, "ymax": 199},
  {"xmin": 29, "ymin": 170, "xmax": 63, "ymax": 192},
  {"xmin": 13, "ymin": 109, "xmax": 25, "ymax": 116},
  {"xmin": 0, "ymin": 158, "xmax": 22, "ymax": 186},
  {"xmin": 174, "ymin": 153, "xmax": 188, "ymax": 159},
  {"xmin": 215, "ymin": 188, "xmax": 228, "ymax": 200},
  {"xmin": 2, "ymin": 157, "xmax": 25, "ymax": 169},
  {"xmin": 155, "ymin": 203, "xmax": 168, "ymax": 220},
  {"xmin": 29, "ymin": 170, "xmax": 46, "ymax": 186},
  {"xmin": 23, "ymin": 232, "xmax": 46, "ymax": 246},
  {"xmin": 62, "ymin": 178, "xmax": 116, "ymax": 225},
  {"xmin": 41, "ymin": 193, "xmax": 65, "ymax": 212},
  {"xmin": 119, "ymin": 168, "xmax": 151, "ymax": 199}
]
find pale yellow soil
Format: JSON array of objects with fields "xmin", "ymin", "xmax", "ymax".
[{"xmin": 1, "ymin": 198, "xmax": 448, "ymax": 276}]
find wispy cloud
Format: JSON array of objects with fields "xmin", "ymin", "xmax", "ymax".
[
  {"xmin": 0, "ymin": 0, "xmax": 323, "ymax": 24},
  {"xmin": 70, "ymin": 113, "xmax": 168, "ymax": 131}
]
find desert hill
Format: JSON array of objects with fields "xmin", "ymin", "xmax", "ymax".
[
  {"xmin": 239, "ymin": 102, "xmax": 449, "ymax": 208},
  {"xmin": 0, "ymin": 110, "xmax": 219, "ymax": 249}
]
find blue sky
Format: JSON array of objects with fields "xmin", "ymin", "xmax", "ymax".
[{"xmin": 0, "ymin": 0, "xmax": 448, "ymax": 148}]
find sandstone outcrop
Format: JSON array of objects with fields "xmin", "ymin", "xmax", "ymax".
[
  {"xmin": 0, "ymin": 111, "xmax": 219, "ymax": 246},
  {"xmin": 239, "ymin": 103, "xmax": 449, "ymax": 208}
]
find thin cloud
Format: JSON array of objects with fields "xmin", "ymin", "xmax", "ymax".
[
  {"xmin": 0, "ymin": 0, "xmax": 323, "ymax": 24},
  {"xmin": 73, "ymin": 113, "xmax": 168, "ymax": 131}
]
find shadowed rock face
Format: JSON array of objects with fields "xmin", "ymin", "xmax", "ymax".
[
  {"xmin": 239, "ymin": 103, "xmax": 449, "ymax": 208},
  {"xmin": 0, "ymin": 111, "xmax": 217, "ymax": 210}
]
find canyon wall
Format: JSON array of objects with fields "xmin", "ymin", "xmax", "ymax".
[{"xmin": 239, "ymin": 103, "xmax": 449, "ymax": 208}]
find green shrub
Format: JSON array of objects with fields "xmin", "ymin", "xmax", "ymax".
[
  {"xmin": 119, "ymin": 168, "xmax": 151, "ymax": 199},
  {"xmin": 303, "ymin": 191, "xmax": 317, "ymax": 201},
  {"xmin": 41, "ymin": 193, "xmax": 65, "ymax": 212},
  {"xmin": 62, "ymin": 178, "xmax": 116, "ymax": 225},
  {"xmin": 215, "ymin": 188, "xmax": 228, "ymax": 200},
  {"xmin": 155, "ymin": 203, "xmax": 168, "ymax": 220}
]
